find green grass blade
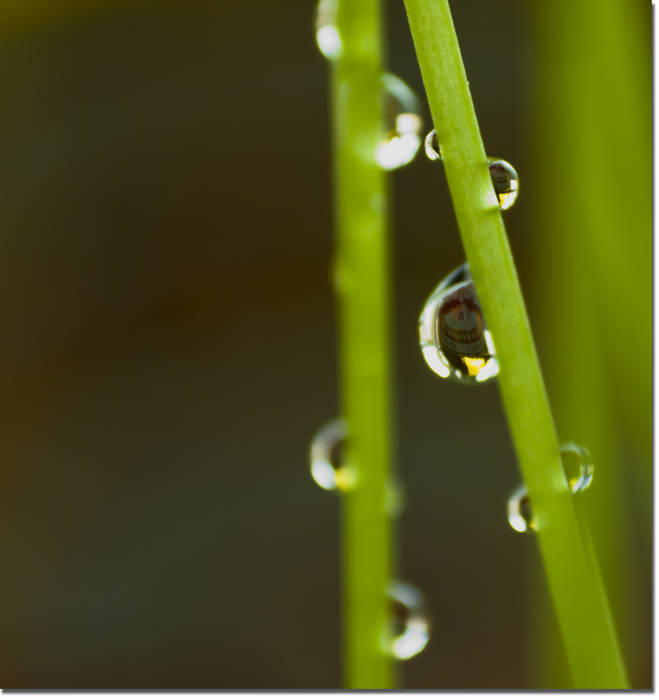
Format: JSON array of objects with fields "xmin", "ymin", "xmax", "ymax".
[
  {"xmin": 401, "ymin": 0, "xmax": 628, "ymax": 688},
  {"xmin": 529, "ymin": 0, "xmax": 651, "ymax": 686},
  {"xmin": 331, "ymin": 0, "xmax": 394, "ymax": 688}
]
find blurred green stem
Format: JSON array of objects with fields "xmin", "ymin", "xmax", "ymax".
[
  {"xmin": 530, "ymin": 0, "xmax": 651, "ymax": 686},
  {"xmin": 402, "ymin": 0, "xmax": 627, "ymax": 688},
  {"xmin": 332, "ymin": 0, "xmax": 394, "ymax": 689}
]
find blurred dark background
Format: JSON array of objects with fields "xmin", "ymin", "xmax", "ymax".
[{"xmin": 0, "ymin": 0, "xmax": 650, "ymax": 689}]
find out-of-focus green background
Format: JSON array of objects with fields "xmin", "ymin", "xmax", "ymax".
[{"xmin": 0, "ymin": 0, "xmax": 650, "ymax": 689}]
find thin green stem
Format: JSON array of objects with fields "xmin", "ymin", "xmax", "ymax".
[
  {"xmin": 401, "ymin": 0, "xmax": 627, "ymax": 688},
  {"xmin": 332, "ymin": 0, "xmax": 394, "ymax": 689}
]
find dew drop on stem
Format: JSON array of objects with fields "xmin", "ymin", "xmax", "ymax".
[
  {"xmin": 423, "ymin": 137, "xmax": 519, "ymax": 211},
  {"xmin": 507, "ymin": 443, "xmax": 595, "ymax": 533},
  {"xmin": 560, "ymin": 442, "xmax": 594, "ymax": 493},
  {"xmin": 309, "ymin": 419, "xmax": 404, "ymax": 514},
  {"xmin": 487, "ymin": 158, "xmax": 519, "ymax": 210},
  {"xmin": 418, "ymin": 262, "xmax": 499, "ymax": 384},
  {"xmin": 424, "ymin": 128, "xmax": 442, "ymax": 161},
  {"xmin": 386, "ymin": 580, "xmax": 430, "ymax": 660},
  {"xmin": 309, "ymin": 418, "xmax": 355, "ymax": 492},
  {"xmin": 376, "ymin": 73, "xmax": 423, "ymax": 171},
  {"xmin": 507, "ymin": 484, "xmax": 536, "ymax": 533},
  {"xmin": 314, "ymin": 0, "xmax": 342, "ymax": 60}
]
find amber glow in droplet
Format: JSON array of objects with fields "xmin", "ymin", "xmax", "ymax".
[{"xmin": 462, "ymin": 356, "xmax": 486, "ymax": 377}]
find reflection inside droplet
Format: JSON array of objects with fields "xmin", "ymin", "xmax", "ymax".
[
  {"xmin": 418, "ymin": 263, "xmax": 499, "ymax": 384},
  {"xmin": 314, "ymin": 0, "xmax": 342, "ymax": 60},
  {"xmin": 309, "ymin": 418, "xmax": 355, "ymax": 491},
  {"xmin": 376, "ymin": 73, "xmax": 423, "ymax": 171},
  {"xmin": 488, "ymin": 158, "xmax": 519, "ymax": 210},
  {"xmin": 387, "ymin": 581, "xmax": 430, "ymax": 660}
]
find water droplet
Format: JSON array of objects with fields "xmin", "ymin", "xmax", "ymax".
[
  {"xmin": 309, "ymin": 418, "xmax": 356, "ymax": 491},
  {"xmin": 314, "ymin": 0, "xmax": 342, "ymax": 60},
  {"xmin": 424, "ymin": 142, "xmax": 519, "ymax": 210},
  {"xmin": 376, "ymin": 73, "xmax": 423, "ymax": 171},
  {"xmin": 418, "ymin": 263, "xmax": 499, "ymax": 384},
  {"xmin": 309, "ymin": 420, "xmax": 406, "ymax": 515},
  {"xmin": 488, "ymin": 158, "xmax": 519, "ymax": 210},
  {"xmin": 387, "ymin": 581, "xmax": 430, "ymax": 660},
  {"xmin": 507, "ymin": 484, "xmax": 536, "ymax": 533},
  {"xmin": 507, "ymin": 443, "xmax": 594, "ymax": 533},
  {"xmin": 424, "ymin": 128, "xmax": 442, "ymax": 161},
  {"xmin": 561, "ymin": 442, "xmax": 594, "ymax": 493}
]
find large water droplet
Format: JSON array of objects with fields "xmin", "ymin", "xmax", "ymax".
[
  {"xmin": 424, "ymin": 128, "xmax": 442, "ymax": 161},
  {"xmin": 309, "ymin": 418, "xmax": 355, "ymax": 491},
  {"xmin": 418, "ymin": 263, "xmax": 499, "ymax": 384},
  {"xmin": 561, "ymin": 442, "xmax": 594, "ymax": 493},
  {"xmin": 387, "ymin": 581, "xmax": 430, "ymax": 660},
  {"xmin": 507, "ymin": 443, "xmax": 595, "ymax": 533},
  {"xmin": 488, "ymin": 158, "xmax": 519, "ymax": 210},
  {"xmin": 376, "ymin": 73, "xmax": 423, "ymax": 171},
  {"xmin": 314, "ymin": 0, "xmax": 342, "ymax": 60}
]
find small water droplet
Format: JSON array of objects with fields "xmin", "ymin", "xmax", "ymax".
[
  {"xmin": 309, "ymin": 418, "xmax": 356, "ymax": 491},
  {"xmin": 418, "ymin": 263, "xmax": 499, "ymax": 384},
  {"xmin": 310, "ymin": 419, "xmax": 405, "ymax": 512},
  {"xmin": 376, "ymin": 73, "xmax": 423, "ymax": 171},
  {"xmin": 424, "ymin": 143, "xmax": 519, "ymax": 210},
  {"xmin": 387, "ymin": 581, "xmax": 430, "ymax": 660},
  {"xmin": 314, "ymin": 0, "xmax": 342, "ymax": 60},
  {"xmin": 507, "ymin": 484, "xmax": 536, "ymax": 533},
  {"xmin": 507, "ymin": 443, "xmax": 595, "ymax": 533},
  {"xmin": 424, "ymin": 128, "xmax": 442, "ymax": 161},
  {"xmin": 561, "ymin": 442, "xmax": 594, "ymax": 493},
  {"xmin": 488, "ymin": 158, "xmax": 519, "ymax": 210}
]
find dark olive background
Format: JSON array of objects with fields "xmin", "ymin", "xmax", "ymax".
[{"xmin": 0, "ymin": 0, "xmax": 650, "ymax": 689}]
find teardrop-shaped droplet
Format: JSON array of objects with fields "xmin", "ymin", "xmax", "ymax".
[
  {"xmin": 507, "ymin": 484, "xmax": 536, "ymax": 533},
  {"xmin": 387, "ymin": 581, "xmax": 430, "ymax": 660},
  {"xmin": 309, "ymin": 418, "xmax": 355, "ymax": 491},
  {"xmin": 314, "ymin": 0, "xmax": 342, "ymax": 60},
  {"xmin": 424, "ymin": 128, "xmax": 442, "ymax": 161},
  {"xmin": 376, "ymin": 73, "xmax": 423, "ymax": 171},
  {"xmin": 488, "ymin": 158, "xmax": 519, "ymax": 210},
  {"xmin": 561, "ymin": 442, "xmax": 594, "ymax": 493},
  {"xmin": 418, "ymin": 263, "xmax": 499, "ymax": 384}
]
